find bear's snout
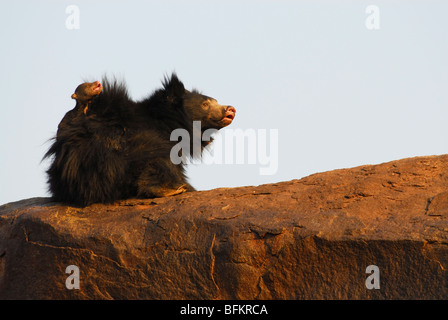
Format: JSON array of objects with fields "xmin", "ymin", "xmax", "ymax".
[{"xmin": 225, "ymin": 106, "xmax": 236, "ymax": 120}]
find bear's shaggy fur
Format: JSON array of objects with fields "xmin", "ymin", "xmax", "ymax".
[{"xmin": 44, "ymin": 73, "xmax": 236, "ymax": 206}]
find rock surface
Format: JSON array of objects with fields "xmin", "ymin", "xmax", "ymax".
[{"xmin": 1, "ymin": 155, "xmax": 448, "ymax": 299}]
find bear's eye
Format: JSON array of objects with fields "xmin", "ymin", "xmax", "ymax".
[{"xmin": 201, "ymin": 101, "xmax": 211, "ymax": 110}]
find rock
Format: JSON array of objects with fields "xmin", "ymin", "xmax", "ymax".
[{"xmin": 0, "ymin": 155, "xmax": 448, "ymax": 299}]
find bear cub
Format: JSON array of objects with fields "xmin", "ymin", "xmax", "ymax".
[
  {"xmin": 44, "ymin": 73, "xmax": 236, "ymax": 206},
  {"xmin": 57, "ymin": 81, "xmax": 103, "ymax": 136}
]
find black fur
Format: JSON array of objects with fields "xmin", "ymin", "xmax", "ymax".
[{"xmin": 44, "ymin": 73, "xmax": 235, "ymax": 206}]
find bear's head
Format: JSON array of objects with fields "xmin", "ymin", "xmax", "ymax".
[
  {"xmin": 183, "ymin": 91, "xmax": 236, "ymax": 130},
  {"xmin": 162, "ymin": 73, "xmax": 236, "ymax": 131}
]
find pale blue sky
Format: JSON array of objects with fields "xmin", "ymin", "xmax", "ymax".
[{"xmin": 1, "ymin": 0, "xmax": 447, "ymax": 205}]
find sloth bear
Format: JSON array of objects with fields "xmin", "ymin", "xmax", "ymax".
[{"xmin": 44, "ymin": 73, "xmax": 236, "ymax": 206}]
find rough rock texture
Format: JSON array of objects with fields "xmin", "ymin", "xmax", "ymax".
[{"xmin": 1, "ymin": 155, "xmax": 448, "ymax": 299}]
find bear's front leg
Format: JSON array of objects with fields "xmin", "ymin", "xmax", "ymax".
[
  {"xmin": 136, "ymin": 158, "xmax": 190, "ymax": 198},
  {"xmin": 149, "ymin": 184, "xmax": 188, "ymax": 197}
]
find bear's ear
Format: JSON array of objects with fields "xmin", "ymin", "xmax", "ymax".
[{"xmin": 162, "ymin": 73, "xmax": 185, "ymax": 100}]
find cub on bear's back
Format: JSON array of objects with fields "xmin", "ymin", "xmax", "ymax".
[
  {"xmin": 56, "ymin": 80, "xmax": 103, "ymax": 137},
  {"xmin": 44, "ymin": 73, "xmax": 236, "ymax": 207}
]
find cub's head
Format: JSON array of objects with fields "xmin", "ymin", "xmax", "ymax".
[{"xmin": 71, "ymin": 81, "xmax": 102, "ymax": 103}]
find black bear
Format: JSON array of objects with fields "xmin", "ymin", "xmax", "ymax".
[{"xmin": 44, "ymin": 73, "xmax": 236, "ymax": 206}]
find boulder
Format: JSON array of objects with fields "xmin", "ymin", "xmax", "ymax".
[{"xmin": 0, "ymin": 155, "xmax": 447, "ymax": 299}]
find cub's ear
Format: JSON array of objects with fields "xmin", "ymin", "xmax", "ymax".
[
  {"xmin": 71, "ymin": 93, "xmax": 77, "ymax": 99},
  {"xmin": 162, "ymin": 72, "xmax": 185, "ymax": 101}
]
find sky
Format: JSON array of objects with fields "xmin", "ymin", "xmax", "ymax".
[{"xmin": 0, "ymin": 0, "xmax": 447, "ymax": 205}]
